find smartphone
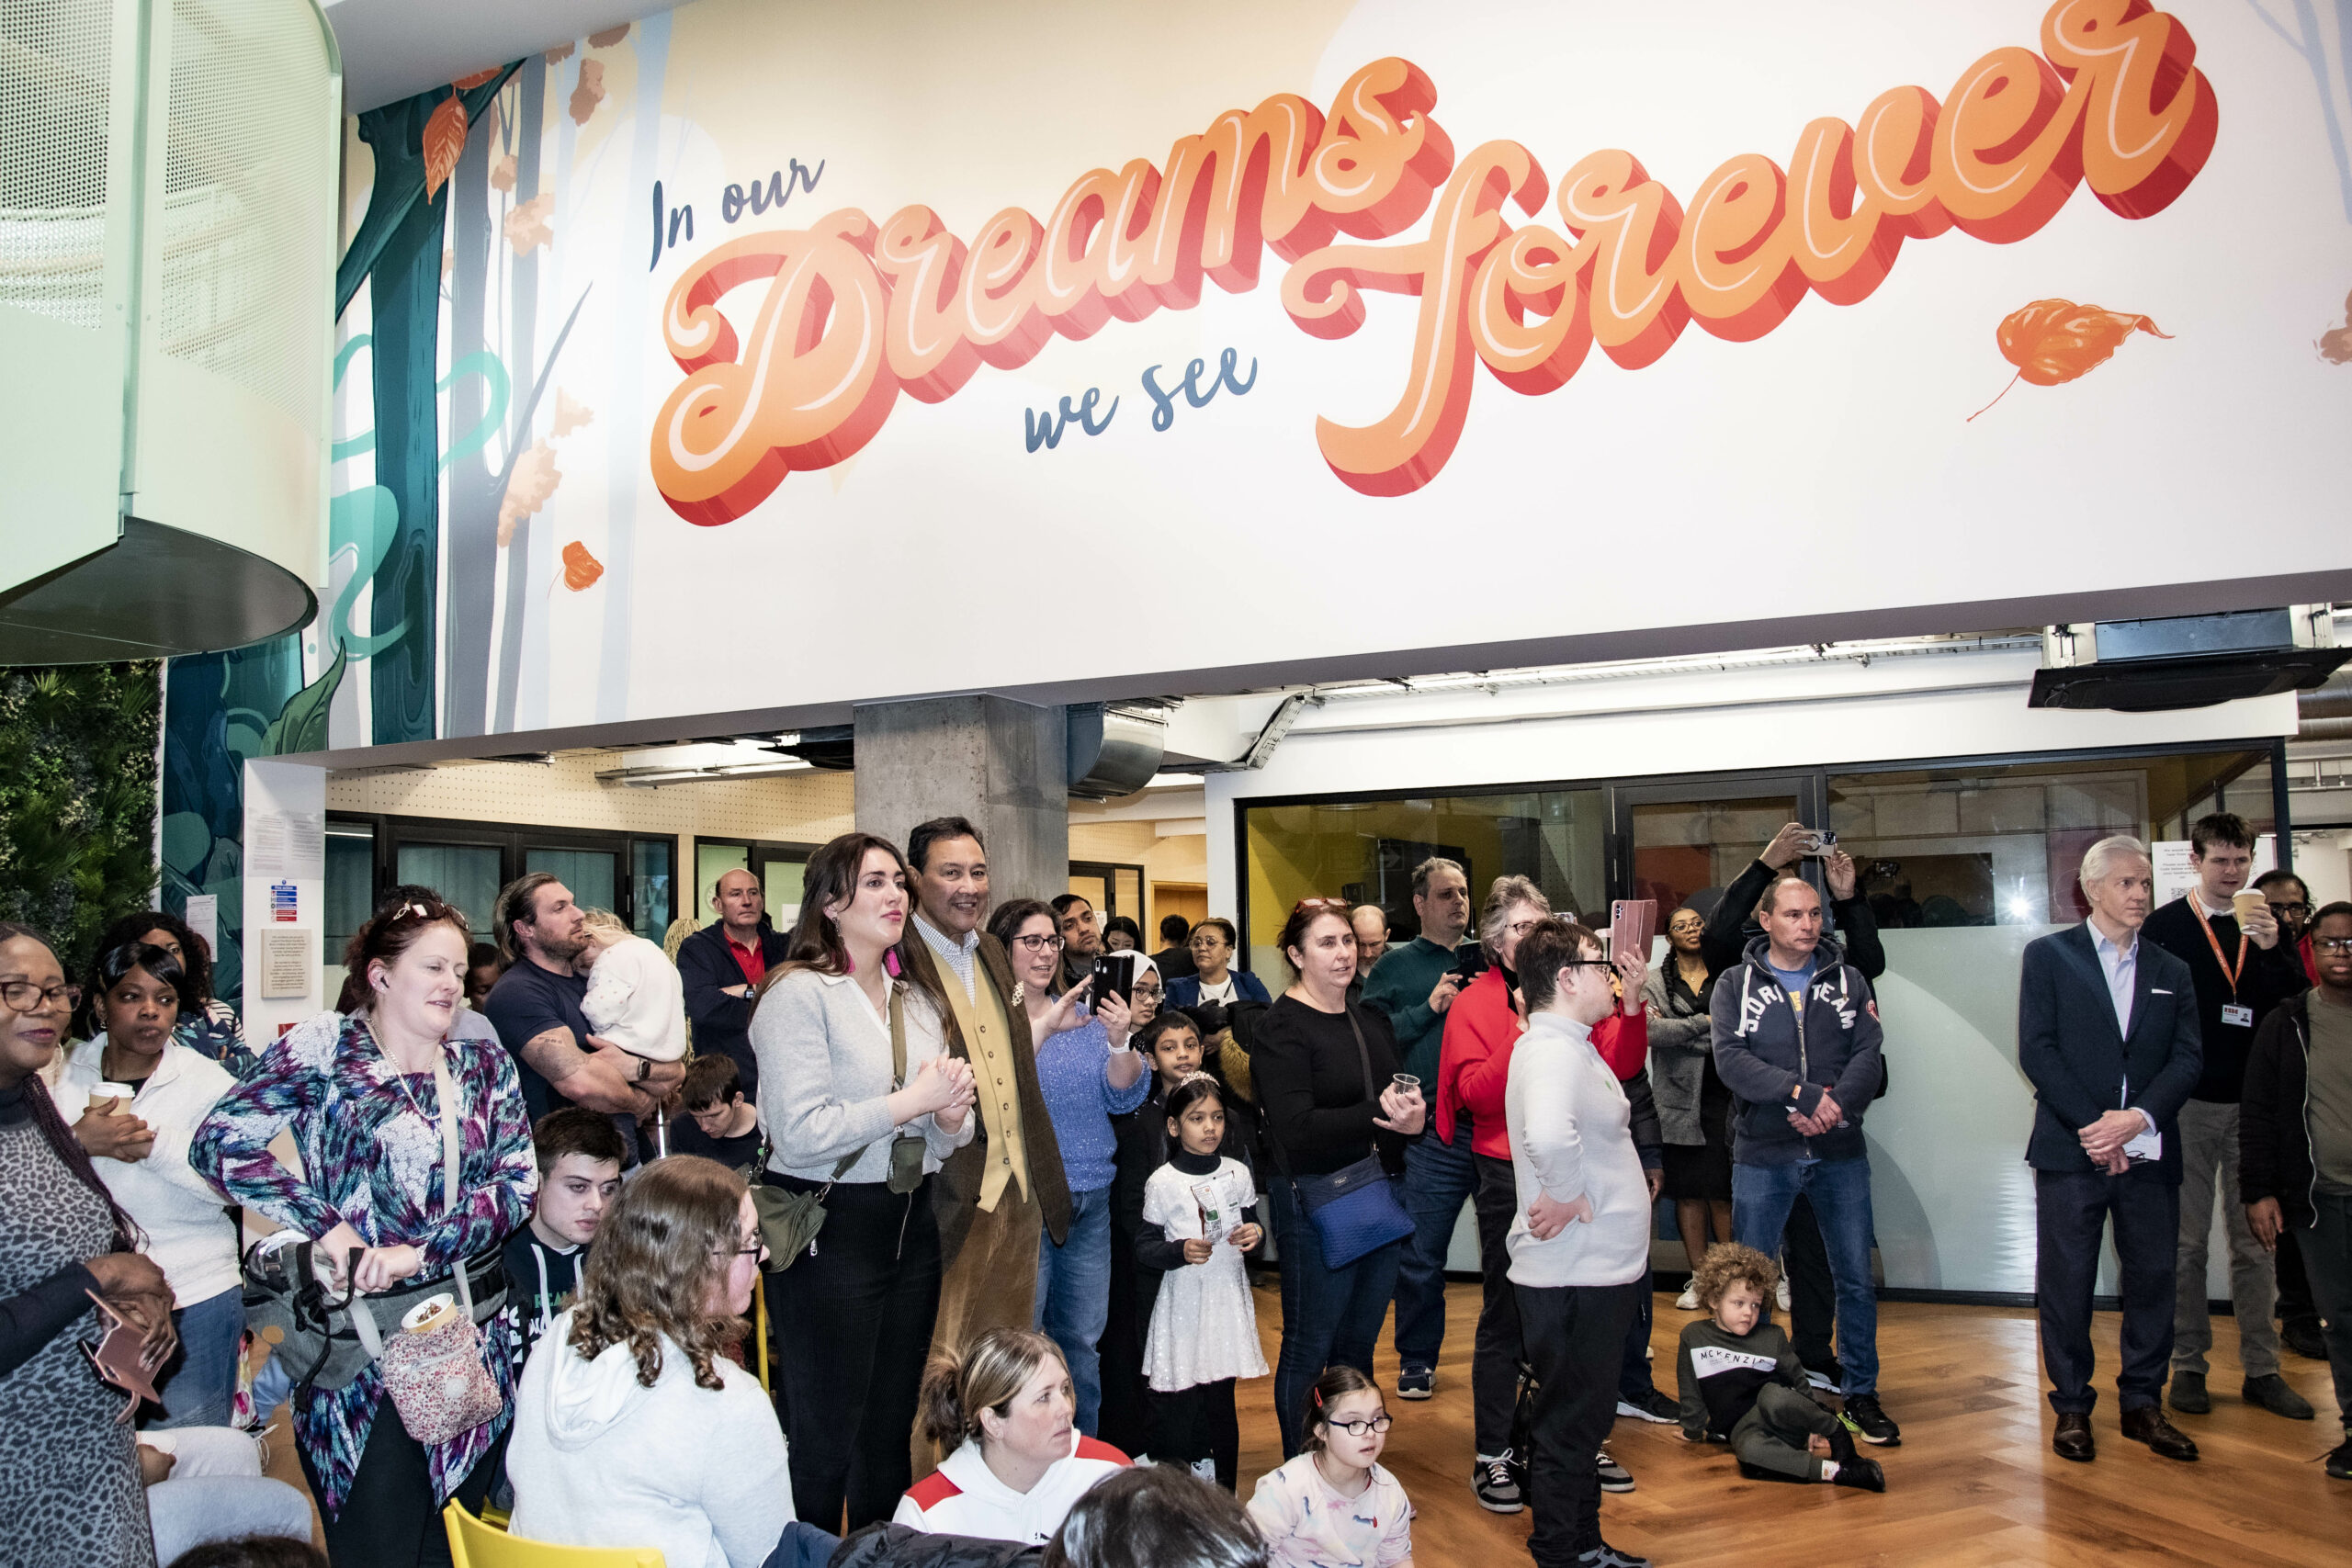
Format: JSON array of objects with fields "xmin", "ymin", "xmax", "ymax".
[
  {"xmin": 1091, "ymin": 952, "xmax": 1137, "ymax": 1008},
  {"xmin": 1804, "ymin": 829, "xmax": 1839, "ymax": 856},
  {"xmin": 1452, "ymin": 946, "xmax": 1489, "ymax": 983}
]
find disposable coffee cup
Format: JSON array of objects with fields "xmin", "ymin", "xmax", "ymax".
[
  {"xmin": 2232, "ymin": 889, "xmax": 2266, "ymax": 922},
  {"xmin": 87, "ymin": 1085, "xmax": 134, "ymax": 1113},
  {"xmin": 401, "ymin": 1294, "xmax": 458, "ymax": 1335}
]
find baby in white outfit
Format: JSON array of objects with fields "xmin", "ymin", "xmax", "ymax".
[{"xmin": 577, "ymin": 910, "xmax": 688, "ymax": 1063}]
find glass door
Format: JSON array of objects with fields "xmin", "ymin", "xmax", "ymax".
[{"xmin": 1610, "ymin": 773, "xmax": 1824, "ymax": 940}]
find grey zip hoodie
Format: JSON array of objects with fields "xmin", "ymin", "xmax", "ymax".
[{"xmin": 1709, "ymin": 932, "xmax": 1883, "ymax": 1166}]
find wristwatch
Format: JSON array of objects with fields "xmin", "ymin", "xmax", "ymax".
[{"xmin": 635, "ymin": 1055, "xmax": 652, "ymax": 1084}]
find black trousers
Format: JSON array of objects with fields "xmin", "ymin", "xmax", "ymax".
[
  {"xmin": 2276, "ymin": 1224, "xmax": 2321, "ymax": 1335},
  {"xmin": 2034, "ymin": 1166, "xmax": 2178, "ymax": 1415},
  {"xmin": 767, "ymin": 1174, "xmax": 942, "ymax": 1533},
  {"xmin": 300, "ymin": 1405, "xmax": 502, "ymax": 1568},
  {"xmin": 1470, "ymin": 1154, "xmax": 1525, "ymax": 1458},
  {"xmin": 1147, "ymin": 1378, "xmax": 1239, "ymax": 1489},
  {"xmin": 1785, "ymin": 1192, "xmax": 1837, "ymax": 1368},
  {"xmin": 1517, "ymin": 1279, "xmax": 1643, "ymax": 1566}
]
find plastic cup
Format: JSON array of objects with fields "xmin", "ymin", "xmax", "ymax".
[{"xmin": 1392, "ymin": 1074, "xmax": 1421, "ymax": 1097}]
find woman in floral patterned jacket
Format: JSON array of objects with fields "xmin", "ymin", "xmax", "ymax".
[{"xmin": 194, "ymin": 894, "xmax": 537, "ymax": 1568}]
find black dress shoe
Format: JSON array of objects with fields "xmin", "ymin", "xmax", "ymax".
[
  {"xmin": 2052, "ymin": 1412, "xmax": 2095, "ymax": 1461},
  {"xmin": 2168, "ymin": 1371, "xmax": 2209, "ymax": 1414},
  {"xmin": 2243, "ymin": 1373, "xmax": 2316, "ymax": 1419},
  {"xmin": 2283, "ymin": 1319, "xmax": 2330, "ymax": 1360},
  {"xmin": 2120, "ymin": 1405, "xmax": 2199, "ymax": 1461}
]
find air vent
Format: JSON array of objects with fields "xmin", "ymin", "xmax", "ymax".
[
  {"xmin": 2030, "ymin": 608, "xmax": 2348, "ymax": 712},
  {"xmin": 1067, "ymin": 704, "xmax": 1167, "ymax": 800}
]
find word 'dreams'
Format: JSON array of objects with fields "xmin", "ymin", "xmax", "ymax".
[{"xmin": 650, "ymin": 1, "xmax": 2215, "ymax": 518}]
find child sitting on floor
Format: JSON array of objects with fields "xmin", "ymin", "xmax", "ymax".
[
  {"xmin": 1676, "ymin": 1244, "xmax": 1884, "ymax": 1492},
  {"xmin": 1248, "ymin": 1366, "xmax": 1414, "ymax": 1567}
]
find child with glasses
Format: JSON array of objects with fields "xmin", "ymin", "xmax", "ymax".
[{"xmin": 1248, "ymin": 1366, "xmax": 1415, "ymax": 1566}]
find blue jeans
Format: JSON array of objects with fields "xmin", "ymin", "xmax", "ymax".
[
  {"xmin": 1035, "ymin": 1184, "xmax": 1114, "ymax": 1436},
  {"xmin": 152, "ymin": 1285, "xmax": 244, "ymax": 1430},
  {"xmin": 1393, "ymin": 1122, "xmax": 1477, "ymax": 1371},
  {"xmin": 1732, "ymin": 1156, "xmax": 1879, "ymax": 1395},
  {"xmin": 1269, "ymin": 1176, "xmax": 1405, "ymax": 1458}
]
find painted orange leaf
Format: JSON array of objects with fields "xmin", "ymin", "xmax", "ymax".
[
  {"xmin": 588, "ymin": 24, "xmax": 629, "ymax": 47},
  {"xmin": 421, "ymin": 95, "xmax": 468, "ymax": 201},
  {"xmin": 1969, "ymin": 299, "xmax": 2172, "ymax": 421},
  {"xmin": 452, "ymin": 66, "xmax": 503, "ymax": 90},
  {"xmin": 490, "ymin": 153, "xmax": 516, "ymax": 193},
  {"xmin": 498, "ymin": 441, "xmax": 561, "ymax": 546},
  {"xmin": 561, "ymin": 541, "xmax": 605, "ymax": 591},
  {"xmin": 2320, "ymin": 288, "xmax": 2352, "ymax": 366},
  {"xmin": 551, "ymin": 389, "xmax": 594, "ymax": 438},
  {"xmin": 503, "ymin": 193, "xmax": 554, "ymax": 255},
  {"xmin": 569, "ymin": 60, "xmax": 605, "ymax": 125},
  {"xmin": 545, "ymin": 42, "xmax": 574, "ymax": 64}
]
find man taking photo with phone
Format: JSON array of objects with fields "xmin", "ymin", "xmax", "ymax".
[{"xmin": 1363, "ymin": 855, "xmax": 1476, "ymax": 1401}]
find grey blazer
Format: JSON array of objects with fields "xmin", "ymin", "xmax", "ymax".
[{"xmin": 1643, "ymin": 964, "xmax": 1714, "ymax": 1146}]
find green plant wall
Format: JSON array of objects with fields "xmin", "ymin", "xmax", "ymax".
[{"xmin": 0, "ymin": 662, "xmax": 163, "ymax": 978}]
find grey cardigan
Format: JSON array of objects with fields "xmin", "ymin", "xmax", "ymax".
[
  {"xmin": 1643, "ymin": 964, "xmax": 1714, "ymax": 1147},
  {"xmin": 750, "ymin": 969, "xmax": 973, "ymax": 1182}
]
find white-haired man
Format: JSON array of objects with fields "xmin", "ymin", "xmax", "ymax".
[{"xmin": 2018, "ymin": 835, "xmax": 2204, "ymax": 1462}]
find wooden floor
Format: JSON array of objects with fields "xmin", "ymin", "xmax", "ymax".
[{"xmin": 1234, "ymin": 1279, "xmax": 2352, "ymax": 1568}]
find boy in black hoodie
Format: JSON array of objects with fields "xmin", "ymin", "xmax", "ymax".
[{"xmin": 1677, "ymin": 1245, "xmax": 1883, "ymax": 1491}]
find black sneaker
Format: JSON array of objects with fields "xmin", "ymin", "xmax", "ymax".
[
  {"xmin": 1830, "ymin": 1456, "xmax": 1886, "ymax": 1492},
  {"xmin": 2243, "ymin": 1374, "xmax": 2315, "ymax": 1420},
  {"xmin": 1474, "ymin": 1451, "xmax": 1523, "ymax": 1513},
  {"xmin": 1843, "ymin": 1393, "xmax": 1901, "ymax": 1446},
  {"xmin": 1615, "ymin": 1387, "xmax": 1680, "ymax": 1425},
  {"xmin": 1575, "ymin": 1542, "xmax": 1653, "ymax": 1568},
  {"xmin": 1396, "ymin": 1364, "xmax": 1434, "ymax": 1401},
  {"xmin": 1596, "ymin": 1448, "xmax": 1635, "ymax": 1493},
  {"xmin": 1803, "ymin": 1357, "xmax": 1844, "ymax": 1393},
  {"xmin": 2326, "ymin": 1432, "xmax": 2351, "ymax": 1481}
]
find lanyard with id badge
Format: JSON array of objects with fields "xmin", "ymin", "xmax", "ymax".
[{"xmin": 2192, "ymin": 902, "xmax": 2256, "ymax": 1028}]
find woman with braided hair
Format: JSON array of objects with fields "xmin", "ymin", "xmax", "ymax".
[{"xmin": 0, "ymin": 920, "xmax": 178, "ymax": 1568}]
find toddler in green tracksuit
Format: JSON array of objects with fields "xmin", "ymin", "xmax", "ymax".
[{"xmin": 1676, "ymin": 1245, "xmax": 1885, "ymax": 1492}]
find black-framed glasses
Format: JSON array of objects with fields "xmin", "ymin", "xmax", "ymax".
[
  {"xmin": 2269, "ymin": 902, "xmax": 2310, "ymax": 918},
  {"xmin": 1557, "ymin": 958, "xmax": 1616, "ymax": 972},
  {"xmin": 1326, "ymin": 1415, "xmax": 1395, "ymax": 1437},
  {"xmin": 719, "ymin": 1235, "xmax": 767, "ymax": 1258},
  {"xmin": 2316, "ymin": 937, "xmax": 2352, "ymax": 953},
  {"xmin": 1012, "ymin": 933, "xmax": 1064, "ymax": 953},
  {"xmin": 0, "ymin": 980, "xmax": 74, "ymax": 1011}
]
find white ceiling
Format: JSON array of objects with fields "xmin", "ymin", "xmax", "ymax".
[{"xmin": 324, "ymin": 0, "xmax": 685, "ymax": 112}]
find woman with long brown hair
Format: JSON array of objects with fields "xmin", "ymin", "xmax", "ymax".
[
  {"xmin": 751, "ymin": 831, "xmax": 978, "ymax": 1532},
  {"xmin": 0, "ymin": 920, "xmax": 177, "ymax": 1568},
  {"xmin": 192, "ymin": 896, "xmax": 537, "ymax": 1568},
  {"xmin": 506, "ymin": 1155, "xmax": 803, "ymax": 1568}
]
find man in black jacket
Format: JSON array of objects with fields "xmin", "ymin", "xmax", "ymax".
[
  {"xmin": 2018, "ymin": 835, "xmax": 2202, "ymax": 1462},
  {"xmin": 2140, "ymin": 812, "xmax": 2312, "ymax": 1420},
  {"xmin": 2242, "ymin": 900, "xmax": 2352, "ymax": 1481},
  {"xmin": 1701, "ymin": 824, "xmax": 1883, "ymax": 1396},
  {"xmin": 673, "ymin": 867, "xmax": 790, "ymax": 1100}
]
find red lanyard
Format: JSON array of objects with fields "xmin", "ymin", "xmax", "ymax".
[{"xmin": 2190, "ymin": 901, "xmax": 2247, "ymax": 998}]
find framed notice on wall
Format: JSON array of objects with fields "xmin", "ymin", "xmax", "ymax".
[{"xmin": 259, "ymin": 931, "xmax": 314, "ymax": 999}]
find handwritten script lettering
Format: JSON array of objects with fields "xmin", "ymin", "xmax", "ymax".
[{"xmin": 650, "ymin": 2, "xmax": 2214, "ymax": 514}]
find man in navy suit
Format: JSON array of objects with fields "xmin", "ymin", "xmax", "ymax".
[{"xmin": 2018, "ymin": 834, "xmax": 2203, "ymax": 1462}]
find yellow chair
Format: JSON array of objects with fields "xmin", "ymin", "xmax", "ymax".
[
  {"xmin": 753, "ymin": 1271, "xmax": 772, "ymax": 1393},
  {"xmin": 445, "ymin": 1499, "xmax": 665, "ymax": 1567}
]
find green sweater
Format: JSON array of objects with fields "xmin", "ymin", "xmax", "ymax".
[{"xmin": 1361, "ymin": 935, "xmax": 1464, "ymax": 1086}]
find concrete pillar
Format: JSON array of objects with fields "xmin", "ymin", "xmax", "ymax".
[{"xmin": 853, "ymin": 695, "xmax": 1069, "ymax": 906}]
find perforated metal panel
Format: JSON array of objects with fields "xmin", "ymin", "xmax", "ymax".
[
  {"xmin": 0, "ymin": 0, "xmax": 114, "ymax": 329},
  {"xmin": 156, "ymin": 0, "xmax": 332, "ymax": 426}
]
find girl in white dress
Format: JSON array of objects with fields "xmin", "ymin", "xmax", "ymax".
[{"xmin": 1138, "ymin": 1074, "xmax": 1267, "ymax": 1489}]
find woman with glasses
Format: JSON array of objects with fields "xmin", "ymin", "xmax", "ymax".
[
  {"xmin": 1165, "ymin": 919, "xmax": 1271, "ymax": 1012},
  {"xmin": 1645, "ymin": 906, "xmax": 1736, "ymax": 1309},
  {"xmin": 191, "ymin": 897, "xmax": 537, "ymax": 1568},
  {"xmin": 506, "ymin": 1154, "xmax": 833, "ymax": 1568},
  {"xmin": 988, "ymin": 899, "xmax": 1148, "ymax": 1438},
  {"xmin": 56, "ymin": 941, "xmax": 242, "ymax": 1427},
  {"xmin": 1250, "ymin": 899, "xmax": 1426, "ymax": 1457},
  {"xmin": 752, "ymin": 832, "xmax": 977, "ymax": 1533},
  {"xmin": 0, "ymin": 921, "xmax": 178, "ymax": 1568}
]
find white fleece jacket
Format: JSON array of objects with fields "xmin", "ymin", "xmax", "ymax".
[
  {"xmin": 506, "ymin": 1309, "xmax": 792, "ymax": 1568},
  {"xmin": 1502, "ymin": 1011, "xmax": 1652, "ymax": 1290},
  {"xmin": 56, "ymin": 1038, "xmax": 239, "ymax": 1306},
  {"xmin": 581, "ymin": 934, "xmax": 689, "ymax": 1062}
]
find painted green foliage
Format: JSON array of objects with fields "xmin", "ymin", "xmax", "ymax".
[{"xmin": 0, "ymin": 663, "xmax": 162, "ymax": 980}]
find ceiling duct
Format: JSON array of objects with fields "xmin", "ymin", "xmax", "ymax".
[
  {"xmin": 2029, "ymin": 607, "xmax": 2347, "ymax": 712},
  {"xmin": 1067, "ymin": 704, "xmax": 1167, "ymax": 800},
  {"xmin": 2301, "ymin": 668, "xmax": 2352, "ymax": 743},
  {"xmin": 774, "ymin": 724, "xmax": 855, "ymax": 771}
]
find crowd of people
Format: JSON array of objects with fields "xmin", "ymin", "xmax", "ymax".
[{"xmin": 3, "ymin": 807, "xmax": 2349, "ymax": 1568}]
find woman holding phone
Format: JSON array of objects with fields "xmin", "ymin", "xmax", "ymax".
[
  {"xmin": 192, "ymin": 897, "xmax": 537, "ymax": 1568},
  {"xmin": 989, "ymin": 899, "xmax": 1148, "ymax": 1437},
  {"xmin": 1250, "ymin": 898, "xmax": 1427, "ymax": 1457}
]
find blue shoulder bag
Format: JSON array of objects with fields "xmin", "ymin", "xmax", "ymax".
[{"xmin": 1277, "ymin": 1006, "xmax": 1416, "ymax": 1269}]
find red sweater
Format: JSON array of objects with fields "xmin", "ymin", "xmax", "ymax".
[{"xmin": 1435, "ymin": 968, "xmax": 1648, "ymax": 1160}]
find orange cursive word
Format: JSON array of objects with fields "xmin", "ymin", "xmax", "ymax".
[{"xmin": 650, "ymin": 1, "xmax": 2214, "ymax": 513}]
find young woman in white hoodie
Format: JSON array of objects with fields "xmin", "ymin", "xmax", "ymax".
[
  {"xmin": 895, "ymin": 1327, "xmax": 1129, "ymax": 1544},
  {"xmin": 506, "ymin": 1154, "xmax": 820, "ymax": 1568},
  {"xmin": 56, "ymin": 942, "xmax": 239, "ymax": 1428}
]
